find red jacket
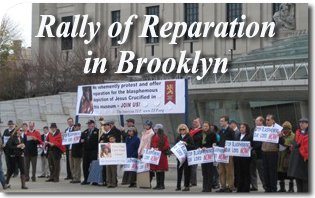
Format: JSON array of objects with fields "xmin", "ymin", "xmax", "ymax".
[
  {"xmin": 47, "ymin": 130, "xmax": 66, "ymax": 153},
  {"xmin": 295, "ymin": 129, "xmax": 308, "ymax": 161},
  {"xmin": 150, "ymin": 134, "xmax": 170, "ymax": 171},
  {"xmin": 25, "ymin": 130, "xmax": 42, "ymax": 144}
]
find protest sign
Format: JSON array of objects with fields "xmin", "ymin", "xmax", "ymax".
[
  {"xmin": 62, "ymin": 131, "xmax": 82, "ymax": 145},
  {"xmin": 253, "ymin": 125, "xmax": 283, "ymax": 143},
  {"xmin": 213, "ymin": 146, "xmax": 229, "ymax": 163},
  {"xmin": 76, "ymin": 79, "xmax": 186, "ymax": 116},
  {"xmin": 141, "ymin": 148, "xmax": 161, "ymax": 165},
  {"xmin": 99, "ymin": 143, "xmax": 127, "ymax": 165},
  {"xmin": 187, "ymin": 148, "xmax": 214, "ymax": 166},
  {"xmin": 123, "ymin": 158, "xmax": 138, "ymax": 172},
  {"xmin": 225, "ymin": 141, "xmax": 251, "ymax": 157},
  {"xmin": 137, "ymin": 160, "xmax": 150, "ymax": 173},
  {"xmin": 3, "ymin": 136, "xmax": 10, "ymax": 146},
  {"xmin": 171, "ymin": 141, "xmax": 187, "ymax": 166}
]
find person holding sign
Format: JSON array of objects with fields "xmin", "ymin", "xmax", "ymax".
[
  {"xmin": 125, "ymin": 127, "xmax": 140, "ymax": 188},
  {"xmin": 0, "ymin": 132, "xmax": 10, "ymax": 189},
  {"xmin": 70, "ymin": 123, "xmax": 83, "ymax": 184},
  {"xmin": 38, "ymin": 126, "xmax": 50, "ymax": 179},
  {"xmin": 200, "ymin": 121, "xmax": 217, "ymax": 192},
  {"xmin": 234, "ymin": 123, "xmax": 253, "ymax": 192},
  {"xmin": 175, "ymin": 124, "xmax": 195, "ymax": 192},
  {"xmin": 216, "ymin": 115, "xmax": 235, "ymax": 193},
  {"xmin": 150, "ymin": 128, "xmax": 170, "ymax": 190},
  {"xmin": 262, "ymin": 114, "xmax": 285, "ymax": 192},
  {"xmin": 5, "ymin": 127, "xmax": 28, "ymax": 189},
  {"xmin": 105, "ymin": 135, "xmax": 118, "ymax": 188}
]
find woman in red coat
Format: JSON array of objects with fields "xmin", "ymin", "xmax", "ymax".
[{"xmin": 150, "ymin": 128, "xmax": 170, "ymax": 190}]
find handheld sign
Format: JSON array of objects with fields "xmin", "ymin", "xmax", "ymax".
[
  {"xmin": 137, "ymin": 160, "xmax": 150, "ymax": 173},
  {"xmin": 253, "ymin": 125, "xmax": 282, "ymax": 143},
  {"xmin": 99, "ymin": 143, "xmax": 127, "ymax": 165},
  {"xmin": 171, "ymin": 141, "xmax": 187, "ymax": 166},
  {"xmin": 187, "ymin": 148, "xmax": 214, "ymax": 166},
  {"xmin": 225, "ymin": 141, "xmax": 251, "ymax": 157},
  {"xmin": 62, "ymin": 131, "xmax": 82, "ymax": 145},
  {"xmin": 141, "ymin": 148, "xmax": 161, "ymax": 165},
  {"xmin": 213, "ymin": 146, "xmax": 229, "ymax": 163},
  {"xmin": 123, "ymin": 158, "xmax": 138, "ymax": 172}
]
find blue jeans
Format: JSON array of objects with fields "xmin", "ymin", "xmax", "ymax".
[{"xmin": 0, "ymin": 154, "xmax": 6, "ymax": 187}]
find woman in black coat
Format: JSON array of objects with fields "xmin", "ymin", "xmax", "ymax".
[
  {"xmin": 6, "ymin": 127, "xmax": 28, "ymax": 189},
  {"xmin": 201, "ymin": 121, "xmax": 217, "ymax": 192},
  {"xmin": 235, "ymin": 123, "xmax": 252, "ymax": 192}
]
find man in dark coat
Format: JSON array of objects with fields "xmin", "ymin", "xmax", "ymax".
[
  {"xmin": 64, "ymin": 117, "xmax": 74, "ymax": 180},
  {"xmin": 70, "ymin": 123, "xmax": 83, "ymax": 183},
  {"xmin": 81, "ymin": 120, "xmax": 99, "ymax": 185}
]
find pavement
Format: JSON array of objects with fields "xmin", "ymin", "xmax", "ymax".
[{"xmin": 1, "ymin": 155, "xmax": 282, "ymax": 193}]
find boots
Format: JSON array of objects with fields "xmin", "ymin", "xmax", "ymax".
[
  {"xmin": 153, "ymin": 172, "xmax": 161, "ymax": 190},
  {"xmin": 160, "ymin": 172, "xmax": 165, "ymax": 189},
  {"xmin": 21, "ymin": 175, "xmax": 28, "ymax": 189},
  {"xmin": 288, "ymin": 180, "xmax": 294, "ymax": 192},
  {"xmin": 277, "ymin": 180, "xmax": 286, "ymax": 192}
]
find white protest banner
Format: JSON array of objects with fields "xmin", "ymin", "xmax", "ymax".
[
  {"xmin": 171, "ymin": 141, "xmax": 187, "ymax": 166},
  {"xmin": 253, "ymin": 125, "xmax": 283, "ymax": 143},
  {"xmin": 225, "ymin": 141, "xmax": 251, "ymax": 157},
  {"xmin": 62, "ymin": 131, "xmax": 82, "ymax": 145},
  {"xmin": 141, "ymin": 148, "xmax": 161, "ymax": 165},
  {"xmin": 3, "ymin": 136, "xmax": 10, "ymax": 146},
  {"xmin": 213, "ymin": 146, "xmax": 229, "ymax": 163},
  {"xmin": 99, "ymin": 143, "xmax": 127, "ymax": 165},
  {"xmin": 76, "ymin": 79, "xmax": 186, "ymax": 116},
  {"xmin": 123, "ymin": 158, "xmax": 138, "ymax": 172},
  {"xmin": 137, "ymin": 160, "xmax": 150, "ymax": 173},
  {"xmin": 187, "ymin": 148, "xmax": 214, "ymax": 166}
]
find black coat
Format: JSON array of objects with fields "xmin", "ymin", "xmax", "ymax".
[
  {"xmin": 110, "ymin": 126, "xmax": 122, "ymax": 143},
  {"xmin": 201, "ymin": 131, "xmax": 217, "ymax": 148},
  {"xmin": 6, "ymin": 135, "xmax": 26, "ymax": 157},
  {"xmin": 218, "ymin": 126, "xmax": 234, "ymax": 147},
  {"xmin": 40, "ymin": 134, "xmax": 48, "ymax": 157},
  {"xmin": 2, "ymin": 128, "xmax": 15, "ymax": 154},
  {"xmin": 192, "ymin": 131, "xmax": 203, "ymax": 148},
  {"xmin": 71, "ymin": 131, "xmax": 83, "ymax": 158},
  {"xmin": 175, "ymin": 134, "xmax": 195, "ymax": 151},
  {"xmin": 81, "ymin": 128, "xmax": 99, "ymax": 153},
  {"xmin": 287, "ymin": 140, "xmax": 308, "ymax": 180},
  {"xmin": 250, "ymin": 127, "xmax": 263, "ymax": 159}
]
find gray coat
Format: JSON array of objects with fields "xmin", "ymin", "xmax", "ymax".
[{"xmin": 287, "ymin": 140, "xmax": 308, "ymax": 180}]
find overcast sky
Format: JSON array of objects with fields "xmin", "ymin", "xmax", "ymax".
[{"xmin": 0, "ymin": 1, "xmax": 32, "ymax": 47}]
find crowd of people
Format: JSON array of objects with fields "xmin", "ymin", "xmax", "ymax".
[{"xmin": 0, "ymin": 114, "xmax": 309, "ymax": 193}]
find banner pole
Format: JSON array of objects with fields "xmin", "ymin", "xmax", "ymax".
[
  {"xmin": 120, "ymin": 115, "xmax": 124, "ymax": 127},
  {"xmin": 184, "ymin": 78, "xmax": 189, "ymax": 125}
]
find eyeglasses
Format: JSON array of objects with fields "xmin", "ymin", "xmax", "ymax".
[{"xmin": 179, "ymin": 129, "xmax": 186, "ymax": 131}]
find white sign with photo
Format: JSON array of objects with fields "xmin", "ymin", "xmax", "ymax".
[
  {"xmin": 76, "ymin": 79, "xmax": 186, "ymax": 116},
  {"xmin": 99, "ymin": 143, "xmax": 127, "ymax": 165}
]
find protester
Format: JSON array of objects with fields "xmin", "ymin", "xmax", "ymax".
[
  {"xmin": 109, "ymin": 121, "xmax": 122, "ymax": 143},
  {"xmin": 2, "ymin": 120, "xmax": 18, "ymax": 178},
  {"xmin": 138, "ymin": 120, "xmax": 155, "ymax": 186},
  {"xmin": 150, "ymin": 128, "xmax": 170, "ymax": 190},
  {"xmin": 217, "ymin": 115, "xmax": 235, "ymax": 192},
  {"xmin": 121, "ymin": 118, "xmax": 136, "ymax": 185},
  {"xmin": 262, "ymin": 114, "xmax": 284, "ymax": 192},
  {"xmin": 81, "ymin": 120, "xmax": 99, "ymax": 185},
  {"xmin": 125, "ymin": 127, "xmax": 140, "ymax": 187},
  {"xmin": 210, "ymin": 124, "xmax": 220, "ymax": 189},
  {"xmin": 229, "ymin": 119, "xmax": 240, "ymax": 190},
  {"xmin": 106, "ymin": 135, "xmax": 118, "ymax": 188},
  {"xmin": 189, "ymin": 118, "xmax": 203, "ymax": 187},
  {"xmin": 277, "ymin": 121, "xmax": 295, "ymax": 192},
  {"xmin": 175, "ymin": 124, "xmax": 195, "ymax": 191},
  {"xmin": 99, "ymin": 121, "xmax": 112, "ymax": 186},
  {"xmin": 5, "ymin": 127, "xmax": 28, "ymax": 189},
  {"xmin": 250, "ymin": 116, "xmax": 266, "ymax": 191},
  {"xmin": 46, "ymin": 123, "xmax": 65, "ymax": 183},
  {"xmin": 70, "ymin": 123, "xmax": 83, "ymax": 184},
  {"xmin": 235, "ymin": 123, "xmax": 252, "ymax": 192},
  {"xmin": 288, "ymin": 118, "xmax": 309, "ymax": 192},
  {"xmin": 38, "ymin": 126, "xmax": 50, "ymax": 178},
  {"xmin": 0, "ymin": 132, "xmax": 10, "ymax": 189},
  {"xmin": 24, "ymin": 121, "xmax": 42, "ymax": 182},
  {"xmin": 200, "ymin": 121, "xmax": 217, "ymax": 192},
  {"xmin": 64, "ymin": 117, "xmax": 74, "ymax": 181}
]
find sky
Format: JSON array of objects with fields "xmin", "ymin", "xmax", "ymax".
[{"xmin": 0, "ymin": 1, "xmax": 32, "ymax": 47}]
